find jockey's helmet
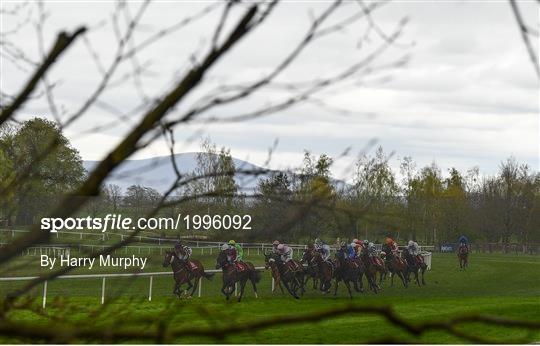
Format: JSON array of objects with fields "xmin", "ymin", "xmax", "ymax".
[
  {"xmin": 408, "ymin": 240, "xmax": 414, "ymax": 246},
  {"xmin": 228, "ymin": 240, "xmax": 236, "ymax": 245},
  {"xmin": 352, "ymin": 238, "xmax": 358, "ymax": 243},
  {"xmin": 221, "ymin": 244, "xmax": 229, "ymax": 251},
  {"xmin": 386, "ymin": 237, "xmax": 393, "ymax": 244},
  {"xmin": 277, "ymin": 244, "xmax": 285, "ymax": 251},
  {"xmin": 272, "ymin": 240, "xmax": 280, "ymax": 246}
]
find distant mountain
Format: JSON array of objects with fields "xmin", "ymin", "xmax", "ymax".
[{"xmin": 83, "ymin": 153, "xmax": 270, "ymax": 194}]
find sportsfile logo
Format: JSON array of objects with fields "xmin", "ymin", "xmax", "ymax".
[
  {"xmin": 41, "ymin": 214, "xmax": 253, "ymax": 233},
  {"xmin": 40, "ymin": 214, "xmax": 182, "ymax": 233}
]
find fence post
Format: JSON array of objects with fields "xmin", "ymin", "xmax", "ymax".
[
  {"xmin": 271, "ymin": 277, "xmax": 275, "ymax": 292},
  {"xmin": 42, "ymin": 281, "xmax": 48, "ymax": 309},
  {"xmin": 149, "ymin": 276, "xmax": 153, "ymax": 301},
  {"xmin": 234, "ymin": 282, "xmax": 238, "ymax": 296},
  {"xmin": 198, "ymin": 277, "xmax": 202, "ymax": 298},
  {"xmin": 101, "ymin": 277, "xmax": 106, "ymax": 304}
]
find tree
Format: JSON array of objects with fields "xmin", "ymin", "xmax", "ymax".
[
  {"xmin": 353, "ymin": 147, "xmax": 400, "ymax": 241},
  {"xmin": 0, "ymin": 118, "xmax": 84, "ymax": 225},
  {"xmin": 123, "ymin": 185, "xmax": 162, "ymax": 216}
]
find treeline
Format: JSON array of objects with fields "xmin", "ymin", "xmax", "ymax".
[{"xmin": 1, "ymin": 118, "xmax": 538, "ymax": 246}]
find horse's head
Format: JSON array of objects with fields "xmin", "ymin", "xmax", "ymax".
[
  {"xmin": 215, "ymin": 250, "xmax": 228, "ymax": 269},
  {"xmin": 264, "ymin": 252, "xmax": 278, "ymax": 269},
  {"xmin": 300, "ymin": 248, "xmax": 313, "ymax": 263},
  {"xmin": 163, "ymin": 250, "xmax": 174, "ymax": 267}
]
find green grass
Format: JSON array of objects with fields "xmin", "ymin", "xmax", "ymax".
[{"xmin": 0, "ymin": 253, "xmax": 539, "ymax": 343}]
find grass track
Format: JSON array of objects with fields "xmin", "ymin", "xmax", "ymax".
[{"xmin": 1, "ymin": 253, "xmax": 539, "ymax": 343}]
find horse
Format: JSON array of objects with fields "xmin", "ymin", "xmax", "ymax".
[
  {"xmin": 458, "ymin": 244, "xmax": 469, "ymax": 269},
  {"xmin": 300, "ymin": 247, "xmax": 319, "ymax": 290},
  {"xmin": 215, "ymin": 250, "xmax": 260, "ymax": 302},
  {"xmin": 265, "ymin": 252, "xmax": 285, "ymax": 294},
  {"xmin": 359, "ymin": 250, "xmax": 386, "ymax": 293},
  {"xmin": 310, "ymin": 250, "xmax": 334, "ymax": 293},
  {"xmin": 404, "ymin": 251, "xmax": 427, "ymax": 286},
  {"xmin": 333, "ymin": 250, "xmax": 363, "ymax": 298},
  {"xmin": 162, "ymin": 250, "xmax": 214, "ymax": 297},
  {"xmin": 264, "ymin": 253, "xmax": 303, "ymax": 299},
  {"xmin": 381, "ymin": 246, "xmax": 408, "ymax": 288}
]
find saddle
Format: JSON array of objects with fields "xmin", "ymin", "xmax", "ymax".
[
  {"xmin": 188, "ymin": 261, "xmax": 198, "ymax": 271},
  {"xmin": 370, "ymin": 256, "xmax": 384, "ymax": 267},
  {"xmin": 347, "ymin": 259, "xmax": 361, "ymax": 269},
  {"xmin": 286, "ymin": 260, "xmax": 301, "ymax": 271},
  {"xmin": 235, "ymin": 261, "xmax": 248, "ymax": 272}
]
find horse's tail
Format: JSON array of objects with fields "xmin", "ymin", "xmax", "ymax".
[
  {"xmin": 203, "ymin": 272, "xmax": 214, "ymax": 280},
  {"xmin": 242, "ymin": 262, "xmax": 260, "ymax": 283},
  {"xmin": 251, "ymin": 269, "xmax": 261, "ymax": 284}
]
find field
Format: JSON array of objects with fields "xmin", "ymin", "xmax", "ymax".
[{"xmin": 0, "ymin": 250, "xmax": 539, "ymax": 344}]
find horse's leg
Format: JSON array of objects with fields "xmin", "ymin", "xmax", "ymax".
[
  {"xmin": 358, "ymin": 272, "xmax": 364, "ymax": 292},
  {"xmin": 398, "ymin": 269, "xmax": 407, "ymax": 287},
  {"xmin": 189, "ymin": 275, "xmax": 199, "ymax": 297},
  {"xmin": 298, "ymin": 272, "xmax": 306, "ymax": 296},
  {"xmin": 250, "ymin": 275, "xmax": 259, "ymax": 299},
  {"xmin": 333, "ymin": 277, "xmax": 340, "ymax": 296},
  {"xmin": 344, "ymin": 279, "xmax": 353, "ymax": 299},
  {"xmin": 421, "ymin": 266, "xmax": 426, "ymax": 285},
  {"xmin": 237, "ymin": 278, "xmax": 247, "ymax": 302},
  {"xmin": 282, "ymin": 278, "xmax": 299, "ymax": 299}
]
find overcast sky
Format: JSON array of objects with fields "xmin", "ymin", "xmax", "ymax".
[{"xmin": 2, "ymin": 0, "xmax": 538, "ymax": 181}]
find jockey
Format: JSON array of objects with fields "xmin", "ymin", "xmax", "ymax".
[
  {"xmin": 407, "ymin": 240, "xmax": 420, "ymax": 256},
  {"xmin": 223, "ymin": 243, "xmax": 237, "ymax": 264},
  {"xmin": 314, "ymin": 238, "xmax": 331, "ymax": 261},
  {"xmin": 276, "ymin": 243, "xmax": 293, "ymax": 263},
  {"xmin": 228, "ymin": 240, "xmax": 243, "ymax": 262},
  {"xmin": 347, "ymin": 240, "xmax": 358, "ymax": 259},
  {"xmin": 458, "ymin": 235, "xmax": 469, "ymax": 253},
  {"xmin": 385, "ymin": 237, "xmax": 399, "ymax": 256},
  {"xmin": 458, "ymin": 240, "xmax": 469, "ymax": 253},
  {"xmin": 352, "ymin": 239, "xmax": 363, "ymax": 257},
  {"xmin": 367, "ymin": 242, "xmax": 377, "ymax": 257},
  {"xmin": 272, "ymin": 240, "xmax": 280, "ymax": 254},
  {"xmin": 174, "ymin": 240, "xmax": 193, "ymax": 262},
  {"xmin": 407, "ymin": 240, "xmax": 424, "ymax": 265},
  {"xmin": 367, "ymin": 242, "xmax": 380, "ymax": 266}
]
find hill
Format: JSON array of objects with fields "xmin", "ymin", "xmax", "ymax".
[{"xmin": 83, "ymin": 153, "xmax": 269, "ymax": 193}]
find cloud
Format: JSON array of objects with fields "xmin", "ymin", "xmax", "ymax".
[{"xmin": 1, "ymin": 1, "xmax": 537, "ymax": 177}]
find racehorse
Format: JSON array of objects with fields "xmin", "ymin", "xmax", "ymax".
[
  {"xmin": 404, "ymin": 251, "xmax": 427, "ymax": 286},
  {"xmin": 380, "ymin": 247, "xmax": 408, "ymax": 288},
  {"xmin": 359, "ymin": 250, "xmax": 386, "ymax": 293},
  {"xmin": 300, "ymin": 247, "xmax": 319, "ymax": 290},
  {"xmin": 458, "ymin": 245, "xmax": 469, "ymax": 269},
  {"xmin": 162, "ymin": 250, "xmax": 214, "ymax": 297},
  {"xmin": 215, "ymin": 250, "xmax": 260, "ymax": 302},
  {"xmin": 333, "ymin": 250, "xmax": 363, "ymax": 298},
  {"xmin": 265, "ymin": 253, "xmax": 285, "ymax": 294},
  {"xmin": 264, "ymin": 253, "xmax": 304, "ymax": 299},
  {"xmin": 310, "ymin": 250, "xmax": 334, "ymax": 293}
]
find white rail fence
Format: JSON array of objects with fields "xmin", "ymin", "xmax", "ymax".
[
  {"xmin": 0, "ymin": 267, "xmax": 267, "ymax": 308},
  {"xmin": 0, "ymin": 256, "xmax": 432, "ymax": 308},
  {"xmin": 0, "ymin": 229, "xmax": 435, "ymax": 252}
]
